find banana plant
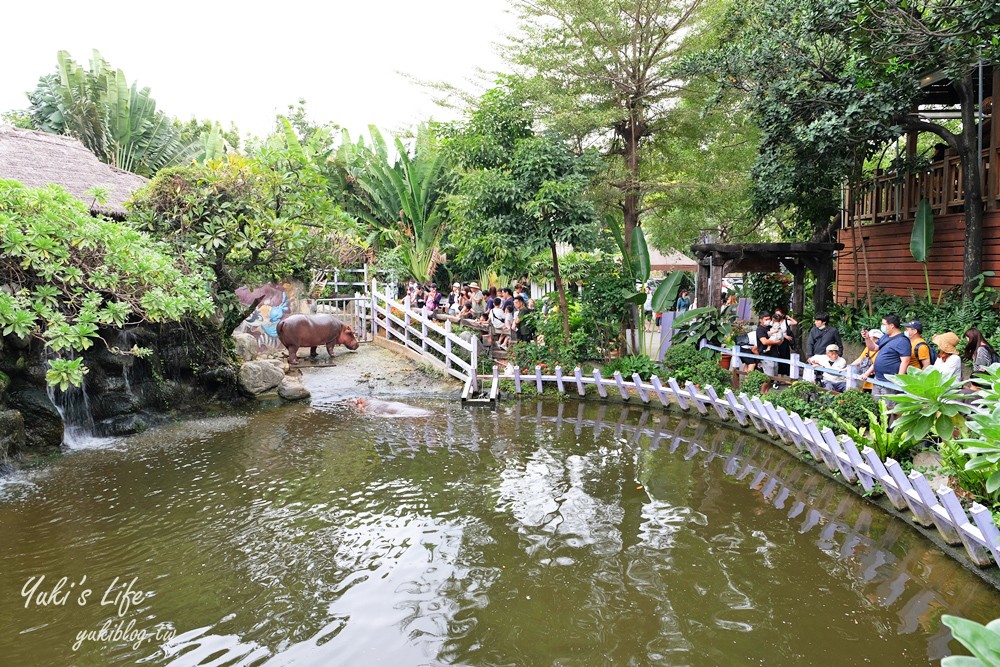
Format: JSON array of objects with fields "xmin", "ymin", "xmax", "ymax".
[
  {"xmin": 911, "ymin": 198, "xmax": 935, "ymax": 304},
  {"xmin": 606, "ymin": 215, "xmax": 683, "ymax": 354},
  {"xmin": 27, "ymin": 50, "xmax": 193, "ymax": 176},
  {"xmin": 345, "ymin": 125, "xmax": 450, "ymax": 282}
]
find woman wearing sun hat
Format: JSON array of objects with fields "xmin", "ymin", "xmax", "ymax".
[{"xmin": 932, "ymin": 331, "xmax": 963, "ymax": 381}]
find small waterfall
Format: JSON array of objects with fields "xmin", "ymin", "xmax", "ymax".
[
  {"xmin": 44, "ymin": 351, "xmax": 115, "ymax": 449},
  {"xmin": 46, "ymin": 382, "xmax": 103, "ymax": 448}
]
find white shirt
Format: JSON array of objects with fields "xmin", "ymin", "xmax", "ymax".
[
  {"xmin": 808, "ymin": 354, "xmax": 847, "ymax": 371},
  {"xmin": 932, "ymin": 354, "xmax": 962, "ymax": 381}
]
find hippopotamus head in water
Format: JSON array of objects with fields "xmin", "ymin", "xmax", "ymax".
[
  {"xmin": 276, "ymin": 314, "xmax": 359, "ymax": 365},
  {"xmin": 348, "ymin": 397, "xmax": 431, "ymax": 418}
]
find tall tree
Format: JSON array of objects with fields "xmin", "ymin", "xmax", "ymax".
[
  {"xmin": 452, "ymin": 84, "xmax": 602, "ymax": 339},
  {"xmin": 506, "ymin": 0, "xmax": 707, "ymax": 252},
  {"xmin": 643, "ymin": 83, "xmax": 764, "ymax": 250}
]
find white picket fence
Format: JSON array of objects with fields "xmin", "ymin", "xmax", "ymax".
[
  {"xmin": 370, "ymin": 279, "xmax": 479, "ymax": 392},
  {"xmin": 475, "ymin": 363, "xmax": 1000, "ymax": 569}
]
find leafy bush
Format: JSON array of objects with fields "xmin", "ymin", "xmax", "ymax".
[
  {"xmin": 601, "ymin": 354, "xmax": 660, "ymax": 381},
  {"xmin": 740, "ymin": 370, "xmax": 770, "ymax": 397},
  {"xmin": 827, "ymin": 389, "xmax": 879, "ymax": 430},
  {"xmin": 508, "ymin": 341, "xmax": 569, "ymax": 372},
  {"xmin": 747, "ymin": 272, "xmax": 791, "ymax": 313},
  {"xmin": 662, "ymin": 342, "xmax": 708, "ymax": 381},
  {"xmin": 577, "ymin": 256, "xmax": 635, "ymax": 355},
  {"xmin": 763, "ymin": 382, "xmax": 836, "ymax": 430},
  {"xmin": 0, "ymin": 181, "xmax": 213, "ymax": 387},
  {"xmin": 690, "ymin": 359, "xmax": 731, "ymax": 391},
  {"xmin": 130, "ymin": 151, "xmax": 364, "ymax": 333},
  {"xmin": 830, "ymin": 403, "xmax": 915, "ymax": 461}
]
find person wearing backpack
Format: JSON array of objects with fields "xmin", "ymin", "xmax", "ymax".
[
  {"xmin": 903, "ymin": 320, "xmax": 935, "ymax": 369},
  {"xmin": 964, "ymin": 328, "xmax": 1000, "ymax": 376}
]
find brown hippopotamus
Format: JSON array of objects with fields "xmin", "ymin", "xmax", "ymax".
[
  {"xmin": 276, "ymin": 314, "xmax": 359, "ymax": 365},
  {"xmin": 348, "ymin": 398, "xmax": 432, "ymax": 418}
]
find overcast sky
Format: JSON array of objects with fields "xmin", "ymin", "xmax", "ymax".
[{"xmin": 1, "ymin": 0, "xmax": 517, "ymax": 141}]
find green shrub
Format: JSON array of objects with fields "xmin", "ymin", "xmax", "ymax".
[
  {"xmin": 508, "ymin": 341, "xmax": 576, "ymax": 372},
  {"xmin": 747, "ymin": 272, "xmax": 791, "ymax": 313},
  {"xmin": 0, "ymin": 180, "xmax": 213, "ymax": 387},
  {"xmin": 601, "ymin": 354, "xmax": 660, "ymax": 381},
  {"xmin": 740, "ymin": 370, "xmax": 770, "ymax": 397},
  {"xmin": 826, "ymin": 389, "xmax": 878, "ymax": 430},
  {"xmin": 690, "ymin": 359, "xmax": 731, "ymax": 391},
  {"xmin": 763, "ymin": 382, "xmax": 836, "ymax": 430},
  {"xmin": 662, "ymin": 342, "xmax": 708, "ymax": 382}
]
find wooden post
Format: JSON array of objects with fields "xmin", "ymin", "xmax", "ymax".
[
  {"xmin": 695, "ymin": 256, "xmax": 710, "ymax": 308},
  {"xmin": 709, "ymin": 255, "xmax": 725, "ymax": 310},
  {"xmin": 470, "ymin": 333, "xmax": 479, "ymax": 392},
  {"xmin": 790, "ymin": 262, "xmax": 805, "ymax": 320}
]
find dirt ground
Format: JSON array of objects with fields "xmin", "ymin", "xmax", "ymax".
[{"xmin": 292, "ymin": 342, "xmax": 462, "ymax": 404}]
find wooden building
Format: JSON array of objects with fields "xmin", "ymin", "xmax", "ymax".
[{"xmin": 836, "ymin": 66, "xmax": 1000, "ymax": 302}]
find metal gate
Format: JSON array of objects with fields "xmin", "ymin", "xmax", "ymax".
[{"xmin": 310, "ymin": 295, "xmax": 373, "ymax": 342}]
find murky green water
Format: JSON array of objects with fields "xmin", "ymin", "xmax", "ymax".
[{"xmin": 2, "ymin": 396, "xmax": 999, "ymax": 666}]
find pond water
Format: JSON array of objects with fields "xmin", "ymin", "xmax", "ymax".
[{"xmin": 2, "ymin": 394, "xmax": 999, "ymax": 666}]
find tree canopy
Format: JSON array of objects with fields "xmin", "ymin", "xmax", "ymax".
[
  {"xmin": 128, "ymin": 126, "xmax": 364, "ymax": 333},
  {"xmin": 506, "ymin": 0, "xmax": 708, "ymax": 251},
  {"xmin": 689, "ymin": 0, "xmax": 1000, "ymax": 289}
]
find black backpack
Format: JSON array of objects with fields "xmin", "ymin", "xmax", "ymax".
[{"xmin": 915, "ymin": 340, "xmax": 937, "ymax": 366}]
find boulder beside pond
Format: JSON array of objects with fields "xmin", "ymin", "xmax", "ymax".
[
  {"xmin": 278, "ymin": 377, "xmax": 310, "ymax": 401},
  {"xmin": 233, "ymin": 333, "xmax": 260, "ymax": 361},
  {"xmin": 238, "ymin": 361, "xmax": 285, "ymax": 396},
  {"xmin": 0, "ymin": 409, "xmax": 25, "ymax": 460}
]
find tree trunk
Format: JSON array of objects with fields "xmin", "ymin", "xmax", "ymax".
[
  {"xmin": 957, "ymin": 77, "xmax": 985, "ymax": 298},
  {"xmin": 550, "ymin": 239, "xmax": 571, "ymax": 342},
  {"xmin": 617, "ymin": 114, "xmax": 645, "ymax": 249}
]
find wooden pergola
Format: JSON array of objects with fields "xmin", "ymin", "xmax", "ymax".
[{"xmin": 690, "ymin": 242, "xmax": 844, "ymax": 316}]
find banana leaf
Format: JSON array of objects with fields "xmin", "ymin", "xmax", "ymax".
[
  {"xmin": 911, "ymin": 198, "xmax": 935, "ymax": 303},
  {"xmin": 630, "ymin": 225, "xmax": 651, "ymax": 282},
  {"xmin": 911, "ymin": 198, "xmax": 934, "ymax": 263},
  {"xmin": 651, "ymin": 271, "xmax": 684, "ymax": 312}
]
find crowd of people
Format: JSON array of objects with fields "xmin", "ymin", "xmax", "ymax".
[
  {"xmin": 402, "ymin": 280, "xmax": 537, "ymax": 349},
  {"xmin": 744, "ymin": 309, "xmax": 1000, "ymax": 403}
]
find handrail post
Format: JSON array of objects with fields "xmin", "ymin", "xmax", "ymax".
[
  {"xmin": 445, "ymin": 320, "xmax": 453, "ymax": 371},
  {"xmin": 470, "ymin": 332, "xmax": 479, "ymax": 391}
]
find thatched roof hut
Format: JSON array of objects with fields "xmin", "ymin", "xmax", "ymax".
[{"xmin": 0, "ymin": 126, "xmax": 146, "ymax": 218}]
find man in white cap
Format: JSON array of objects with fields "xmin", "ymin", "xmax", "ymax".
[{"xmin": 807, "ymin": 343, "xmax": 848, "ymax": 392}]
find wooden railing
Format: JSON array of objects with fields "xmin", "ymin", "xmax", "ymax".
[
  {"xmin": 475, "ymin": 357, "xmax": 1000, "ymax": 569},
  {"xmin": 846, "ymin": 149, "xmax": 998, "ymax": 226},
  {"xmin": 370, "ymin": 279, "xmax": 479, "ymax": 392}
]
